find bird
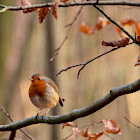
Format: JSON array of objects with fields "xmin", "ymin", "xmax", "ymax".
[{"xmin": 29, "ymin": 74, "xmax": 65, "ymax": 116}]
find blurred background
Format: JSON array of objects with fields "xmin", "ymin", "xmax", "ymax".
[{"xmin": 0, "ymin": 0, "xmax": 140, "ymax": 139}]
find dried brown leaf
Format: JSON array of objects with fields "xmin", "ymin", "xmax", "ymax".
[
  {"xmin": 62, "ymin": 122, "xmax": 74, "ymax": 129},
  {"xmin": 79, "ymin": 23, "xmax": 97, "ymax": 35},
  {"xmin": 96, "ymin": 17, "xmax": 110, "ymax": 30},
  {"xmin": 38, "ymin": 7, "xmax": 50, "ymax": 24},
  {"xmin": 21, "ymin": 0, "xmax": 36, "ymax": 13},
  {"xmin": 134, "ymin": 56, "xmax": 140, "ymax": 66},
  {"xmin": 102, "ymin": 37, "xmax": 130, "ymax": 47},
  {"xmin": 87, "ymin": 132, "xmax": 104, "ymax": 140},
  {"xmin": 81, "ymin": 126, "xmax": 91, "ymax": 137},
  {"xmin": 52, "ymin": 2, "xmax": 60, "ymax": 20},
  {"xmin": 137, "ymin": 36, "xmax": 140, "ymax": 42},
  {"xmin": 102, "ymin": 119, "xmax": 121, "ymax": 134}
]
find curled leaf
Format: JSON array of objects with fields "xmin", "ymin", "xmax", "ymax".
[
  {"xmin": 62, "ymin": 122, "xmax": 74, "ymax": 129},
  {"xmin": 38, "ymin": 7, "xmax": 50, "ymax": 24},
  {"xmin": 115, "ymin": 19, "xmax": 140, "ymax": 37},
  {"xmin": 81, "ymin": 126, "xmax": 91, "ymax": 137},
  {"xmin": 134, "ymin": 56, "xmax": 140, "ymax": 67},
  {"xmin": 102, "ymin": 37, "xmax": 130, "ymax": 47},
  {"xmin": 102, "ymin": 119, "xmax": 121, "ymax": 134},
  {"xmin": 52, "ymin": 2, "xmax": 60, "ymax": 20},
  {"xmin": 21, "ymin": 0, "xmax": 36, "ymax": 13},
  {"xmin": 79, "ymin": 23, "xmax": 97, "ymax": 35},
  {"xmin": 87, "ymin": 132, "xmax": 104, "ymax": 140}
]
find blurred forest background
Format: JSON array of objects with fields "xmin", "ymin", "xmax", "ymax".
[{"xmin": 0, "ymin": 0, "xmax": 140, "ymax": 139}]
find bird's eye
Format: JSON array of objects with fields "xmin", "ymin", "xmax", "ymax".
[{"xmin": 38, "ymin": 78, "xmax": 40, "ymax": 80}]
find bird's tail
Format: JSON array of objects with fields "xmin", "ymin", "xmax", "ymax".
[{"xmin": 59, "ymin": 97, "xmax": 65, "ymax": 107}]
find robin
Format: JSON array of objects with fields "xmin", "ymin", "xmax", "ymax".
[{"xmin": 29, "ymin": 74, "xmax": 65, "ymax": 116}]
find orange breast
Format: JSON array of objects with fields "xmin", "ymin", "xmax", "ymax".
[{"xmin": 29, "ymin": 80, "xmax": 47, "ymax": 98}]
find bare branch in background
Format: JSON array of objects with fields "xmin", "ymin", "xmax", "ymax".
[
  {"xmin": 124, "ymin": 116, "xmax": 140, "ymax": 129},
  {"xmin": 50, "ymin": 4, "xmax": 84, "ymax": 61},
  {"xmin": 0, "ymin": 106, "xmax": 35, "ymax": 140}
]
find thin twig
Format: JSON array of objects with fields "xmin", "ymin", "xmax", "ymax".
[
  {"xmin": 57, "ymin": 47, "xmax": 119, "ymax": 77},
  {"xmin": 124, "ymin": 116, "xmax": 140, "ymax": 128},
  {"xmin": 0, "ymin": 106, "xmax": 35, "ymax": 140},
  {"xmin": 50, "ymin": 3, "xmax": 84, "ymax": 61},
  {"xmin": 77, "ymin": 41, "xmax": 134, "ymax": 78},
  {"xmin": 1, "ymin": 1, "xmax": 140, "ymax": 14},
  {"xmin": 57, "ymin": 39, "xmax": 134, "ymax": 78},
  {"xmin": 77, "ymin": 47, "xmax": 120, "ymax": 79},
  {"xmin": 57, "ymin": 41, "xmax": 135, "ymax": 78}
]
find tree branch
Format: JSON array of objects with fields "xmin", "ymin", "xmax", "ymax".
[
  {"xmin": 57, "ymin": 47, "xmax": 120, "ymax": 77},
  {"xmin": 1, "ymin": 1, "xmax": 140, "ymax": 14},
  {"xmin": 0, "ymin": 78, "xmax": 140, "ymax": 131},
  {"xmin": 9, "ymin": 130, "xmax": 17, "ymax": 140}
]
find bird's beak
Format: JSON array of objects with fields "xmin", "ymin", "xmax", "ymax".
[{"xmin": 29, "ymin": 78, "xmax": 34, "ymax": 81}]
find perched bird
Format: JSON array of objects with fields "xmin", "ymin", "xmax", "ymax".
[{"xmin": 29, "ymin": 74, "xmax": 65, "ymax": 116}]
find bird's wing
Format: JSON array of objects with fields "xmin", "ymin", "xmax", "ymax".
[
  {"xmin": 45, "ymin": 77, "xmax": 65, "ymax": 106},
  {"xmin": 45, "ymin": 77, "xmax": 59, "ymax": 93}
]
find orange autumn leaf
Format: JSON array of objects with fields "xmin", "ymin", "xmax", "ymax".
[
  {"xmin": 96, "ymin": 17, "xmax": 110, "ymax": 30},
  {"xmin": 21, "ymin": 0, "xmax": 36, "ymax": 13},
  {"xmin": 102, "ymin": 37, "xmax": 130, "ymax": 47},
  {"xmin": 52, "ymin": 2, "xmax": 60, "ymax": 20},
  {"xmin": 87, "ymin": 132, "xmax": 104, "ymax": 140},
  {"xmin": 134, "ymin": 56, "xmax": 140, "ymax": 66},
  {"xmin": 62, "ymin": 122, "xmax": 74, "ymax": 129},
  {"xmin": 79, "ymin": 17, "xmax": 110, "ymax": 35},
  {"xmin": 81, "ymin": 126, "xmax": 91, "ymax": 137},
  {"xmin": 60, "ymin": 0, "xmax": 70, "ymax": 2},
  {"xmin": 115, "ymin": 19, "xmax": 140, "ymax": 38},
  {"xmin": 38, "ymin": 7, "xmax": 50, "ymax": 24},
  {"xmin": 79, "ymin": 23, "xmax": 97, "ymax": 35},
  {"xmin": 102, "ymin": 119, "xmax": 121, "ymax": 134},
  {"xmin": 121, "ymin": 19, "xmax": 136, "ymax": 26},
  {"xmin": 121, "ymin": 19, "xmax": 140, "ymax": 36},
  {"xmin": 114, "ymin": 26, "xmax": 127, "ymax": 38}
]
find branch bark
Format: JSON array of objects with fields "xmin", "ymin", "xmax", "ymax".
[
  {"xmin": 0, "ymin": 78, "xmax": 140, "ymax": 131},
  {"xmin": 1, "ymin": 1, "xmax": 140, "ymax": 13}
]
